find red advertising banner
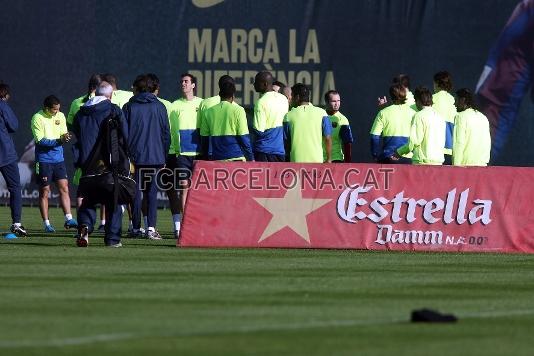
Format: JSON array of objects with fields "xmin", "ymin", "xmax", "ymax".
[{"xmin": 179, "ymin": 161, "xmax": 534, "ymax": 253}]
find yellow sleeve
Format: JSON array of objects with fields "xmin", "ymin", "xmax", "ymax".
[
  {"xmin": 253, "ymin": 100, "xmax": 267, "ymax": 132},
  {"xmin": 31, "ymin": 114, "xmax": 45, "ymax": 142},
  {"xmin": 370, "ymin": 112, "xmax": 384, "ymax": 135},
  {"xmin": 199, "ymin": 108, "xmax": 209, "ymax": 136},
  {"xmin": 452, "ymin": 114, "xmax": 466, "ymax": 165},
  {"xmin": 169, "ymin": 107, "xmax": 179, "ymax": 154},
  {"xmin": 60, "ymin": 113, "xmax": 68, "ymax": 135},
  {"xmin": 398, "ymin": 115, "xmax": 423, "ymax": 155},
  {"xmin": 67, "ymin": 99, "xmax": 79, "ymax": 126},
  {"xmin": 236, "ymin": 107, "xmax": 249, "ymax": 135}
]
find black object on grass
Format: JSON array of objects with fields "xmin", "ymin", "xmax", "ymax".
[{"xmin": 411, "ymin": 309, "xmax": 458, "ymax": 323}]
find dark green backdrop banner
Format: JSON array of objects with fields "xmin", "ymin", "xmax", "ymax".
[{"xmin": 0, "ymin": 0, "xmax": 530, "ymax": 204}]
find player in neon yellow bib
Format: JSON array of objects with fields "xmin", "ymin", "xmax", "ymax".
[
  {"xmin": 393, "ymin": 74, "xmax": 417, "ymax": 110},
  {"xmin": 395, "ymin": 87, "xmax": 445, "ymax": 165},
  {"xmin": 197, "ymin": 75, "xmax": 237, "ymax": 159},
  {"xmin": 66, "ymin": 74, "xmax": 103, "ymax": 127},
  {"xmin": 252, "ymin": 71, "xmax": 288, "ymax": 162},
  {"xmin": 453, "ymin": 89, "xmax": 491, "ymax": 166},
  {"xmin": 31, "ymin": 95, "xmax": 77, "ymax": 232},
  {"xmin": 371, "ymin": 84, "xmax": 416, "ymax": 164},
  {"xmin": 432, "ymin": 71, "xmax": 457, "ymax": 164},
  {"xmin": 169, "ymin": 73, "xmax": 203, "ymax": 236},
  {"xmin": 283, "ymin": 83, "xmax": 332, "ymax": 163},
  {"xmin": 323, "ymin": 90, "xmax": 353, "ymax": 162},
  {"xmin": 200, "ymin": 80, "xmax": 253, "ymax": 161},
  {"xmin": 171, "ymin": 75, "xmax": 203, "ymax": 158}
]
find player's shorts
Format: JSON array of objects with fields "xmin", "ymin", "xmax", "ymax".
[
  {"xmin": 254, "ymin": 152, "xmax": 286, "ymax": 162},
  {"xmin": 176, "ymin": 155, "xmax": 199, "ymax": 180},
  {"xmin": 159, "ymin": 154, "xmax": 178, "ymax": 188},
  {"xmin": 36, "ymin": 161, "xmax": 68, "ymax": 187}
]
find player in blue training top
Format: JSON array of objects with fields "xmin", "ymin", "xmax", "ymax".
[
  {"xmin": 252, "ymin": 71, "xmax": 288, "ymax": 162},
  {"xmin": 168, "ymin": 73, "xmax": 203, "ymax": 237},
  {"xmin": 200, "ymin": 81, "xmax": 253, "ymax": 161},
  {"xmin": 370, "ymin": 84, "xmax": 416, "ymax": 163},
  {"xmin": 31, "ymin": 95, "xmax": 77, "ymax": 232}
]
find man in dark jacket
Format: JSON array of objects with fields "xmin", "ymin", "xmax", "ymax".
[
  {"xmin": 0, "ymin": 83, "xmax": 26, "ymax": 236},
  {"xmin": 72, "ymin": 82, "xmax": 128, "ymax": 247},
  {"xmin": 123, "ymin": 74, "xmax": 170, "ymax": 240}
]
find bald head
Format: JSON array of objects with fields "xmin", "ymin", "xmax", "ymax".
[{"xmin": 254, "ymin": 71, "xmax": 273, "ymax": 94}]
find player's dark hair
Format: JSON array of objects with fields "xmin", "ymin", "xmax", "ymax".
[
  {"xmin": 393, "ymin": 74, "xmax": 410, "ymax": 89},
  {"xmin": 133, "ymin": 74, "xmax": 150, "ymax": 93},
  {"xmin": 146, "ymin": 73, "xmax": 161, "ymax": 93},
  {"xmin": 414, "ymin": 86, "xmax": 433, "ymax": 106},
  {"xmin": 456, "ymin": 88, "xmax": 476, "ymax": 110},
  {"xmin": 0, "ymin": 84, "xmax": 10, "ymax": 99},
  {"xmin": 101, "ymin": 73, "xmax": 119, "ymax": 88},
  {"xmin": 83, "ymin": 74, "xmax": 103, "ymax": 103},
  {"xmin": 181, "ymin": 73, "xmax": 197, "ymax": 86},
  {"xmin": 219, "ymin": 81, "xmax": 236, "ymax": 99},
  {"xmin": 324, "ymin": 90, "xmax": 339, "ymax": 103},
  {"xmin": 43, "ymin": 95, "xmax": 60, "ymax": 109},
  {"xmin": 101, "ymin": 73, "xmax": 118, "ymax": 87},
  {"xmin": 292, "ymin": 83, "xmax": 310, "ymax": 103},
  {"xmin": 218, "ymin": 75, "xmax": 235, "ymax": 89},
  {"xmin": 389, "ymin": 84, "xmax": 407, "ymax": 105},
  {"xmin": 434, "ymin": 71, "xmax": 453, "ymax": 92}
]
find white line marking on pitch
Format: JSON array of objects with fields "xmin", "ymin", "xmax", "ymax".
[{"xmin": 1, "ymin": 309, "xmax": 533, "ymax": 349}]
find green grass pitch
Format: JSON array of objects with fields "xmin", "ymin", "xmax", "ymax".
[{"xmin": 1, "ymin": 206, "xmax": 534, "ymax": 355}]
